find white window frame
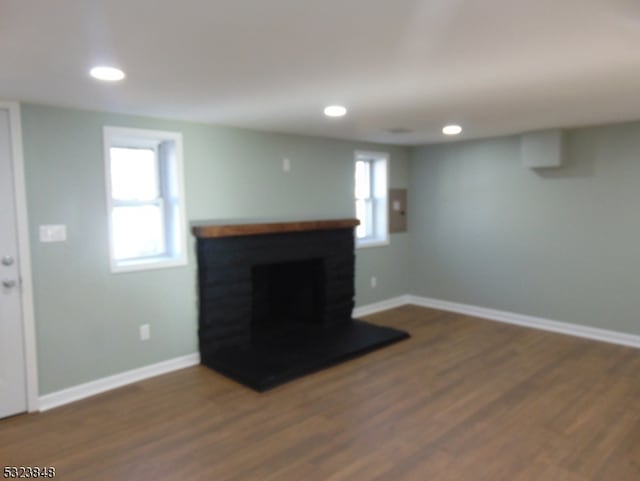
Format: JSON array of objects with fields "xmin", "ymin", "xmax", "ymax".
[
  {"xmin": 104, "ymin": 126, "xmax": 188, "ymax": 273},
  {"xmin": 354, "ymin": 150, "xmax": 389, "ymax": 248}
]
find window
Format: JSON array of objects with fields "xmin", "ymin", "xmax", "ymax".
[
  {"xmin": 104, "ymin": 127, "xmax": 187, "ymax": 272},
  {"xmin": 354, "ymin": 151, "xmax": 388, "ymax": 247}
]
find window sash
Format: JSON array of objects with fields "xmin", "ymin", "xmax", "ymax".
[
  {"xmin": 355, "ymin": 159, "xmax": 375, "ymax": 239},
  {"xmin": 111, "ymin": 200, "xmax": 167, "ymax": 261},
  {"xmin": 355, "ymin": 159, "xmax": 373, "ymax": 200},
  {"xmin": 354, "ymin": 151, "xmax": 389, "ymax": 247},
  {"xmin": 355, "ymin": 198, "xmax": 374, "ymax": 239},
  {"xmin": 111, "ymin": 198, "xmax": 162, "ymax": 208},
  {"xmin": 109, "ymin": 146, "xmax": 160, "ymax": 201},
  {"xmin": 108, "ymin": 145, "xmax": 168, "ymax": 262}
]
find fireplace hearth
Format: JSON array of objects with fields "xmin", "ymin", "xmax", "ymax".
[{"xmin": 192, "ymin": 219, "xmax": 409, "ymax": 391}]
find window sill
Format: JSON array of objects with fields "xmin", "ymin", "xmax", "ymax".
[
  {"xmin": 110, "ymin": 256, "xmax": 187, "ymax": 274},
  {"xmin": 356, "ymin": 238, "xmax": 390, "ymax": 249}
]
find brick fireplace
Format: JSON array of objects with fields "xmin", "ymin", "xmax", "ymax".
[{"xmin": 192, "ymin": 219, "xmax": 409, "ymax": 391}]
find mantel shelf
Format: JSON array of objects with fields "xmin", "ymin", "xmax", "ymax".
[{"xmin": 191, "ymin": 218, "xmax": 359, "ymax": 239}]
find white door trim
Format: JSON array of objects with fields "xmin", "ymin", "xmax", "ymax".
[{"xmin": 0, "ymin": 100, "xmax": 39, "ymax": 412}]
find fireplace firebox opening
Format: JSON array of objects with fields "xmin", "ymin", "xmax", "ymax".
[{"xmin": 251, "ymin": 258, "xmax": 325, "ymax": 340}]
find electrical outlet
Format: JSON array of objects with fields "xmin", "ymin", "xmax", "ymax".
[
  {"xmin": 371, "ymin": 276, "xmax": 377, "ymax": 288},
  {"xmin": 139, "ymin": 324, "xmax": 151, "ymax": 341},
  {"xmin": 282, "ymin": 157, "xmax": 291, "ymax": 172}
]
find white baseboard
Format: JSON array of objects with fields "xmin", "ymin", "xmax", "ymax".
[
  {"xmin": 407, "ymin": 295, "xmax": 640, "ymax": 349},
  {"xmin": 39, "ymin": 352, "xmax": 200, "ymax": 412},
  {"xmin": 36, "ymin": 295, "xmax": 640, "ymax": 412},
  {"xmin": 353, "ymin": 295, "xmax": 411, "ymax": 318}
]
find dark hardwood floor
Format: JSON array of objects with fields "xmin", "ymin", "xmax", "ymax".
[{"xmin": 2, "ymin": 305, "xmax": 640, "ymax": 480}]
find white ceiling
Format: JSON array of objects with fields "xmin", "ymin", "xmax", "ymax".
[{"xmin": 2, "ymin": 0, "xmax": 640, "ymax": 145}]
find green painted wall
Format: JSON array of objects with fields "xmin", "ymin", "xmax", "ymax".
[
  {"xmin": 410, "ymin": 121, "xmax": 640, "ymax": 335},
  {"xmin": 23, "ymin": 102, "xmax": 640, "ymax": 395},
  {"xmin": 21, "ymin": 104, "xmax": 410, "ymax": 395}
]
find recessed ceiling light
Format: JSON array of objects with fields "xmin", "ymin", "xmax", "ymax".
[
  {"xmin": 442, "ymin": 124, "xmax": 462, "ymax": 135},
  {"xmin": 324, "ymin": 105, "xmax": 347, "ymax": 117},
  {"xmin": 90, "ymin": 66, "xmax": 125, "ymax": 82}
]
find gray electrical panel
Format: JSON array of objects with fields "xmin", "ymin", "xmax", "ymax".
[{"xmin": 389, "ymin": 189, "xmax": 407, "ymax": 233}]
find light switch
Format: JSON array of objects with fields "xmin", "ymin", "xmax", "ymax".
[{"xmin": 39, "ymin": 225, "xmax": 67, "ymax": 243}]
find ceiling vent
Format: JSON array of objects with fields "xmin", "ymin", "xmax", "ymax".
[
  {"xmin": 385, "ymin": 128, "xmax": 414, "ymax": 134},
  {"xmin": 521, "ymin": 129, "xmax": 564, "ymax": 169}
]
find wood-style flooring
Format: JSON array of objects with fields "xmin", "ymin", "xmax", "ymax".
[{"xmin": 2, "ymin": 305, "xmax": 640, "ymax": 480}]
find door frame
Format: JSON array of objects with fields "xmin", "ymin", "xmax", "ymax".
[{"xmin": 1, "ymin": 100, "xmax": 39, "ymax": 412}]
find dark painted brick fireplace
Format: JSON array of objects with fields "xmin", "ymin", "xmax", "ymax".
[
  {"xmin": 197, "ymin": 227, "xmax": 355, "ymax": 353},
  {"xmin": 192, "ymin": 219, "xmax": 409, "ymax": 391}
]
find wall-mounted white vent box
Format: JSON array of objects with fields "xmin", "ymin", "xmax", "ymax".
[{"xmin": 521, "ymin": 129, "xmax": 564, "ymax": 169}]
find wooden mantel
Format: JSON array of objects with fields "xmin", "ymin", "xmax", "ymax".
[{"xmin": 191, "ymin": 218, "xmax": 360, "ymax": 239}]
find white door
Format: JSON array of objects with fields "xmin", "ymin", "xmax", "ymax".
[{"xmin": 0, "ymin": 107, "xmax": 27, "ymax": 418}]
